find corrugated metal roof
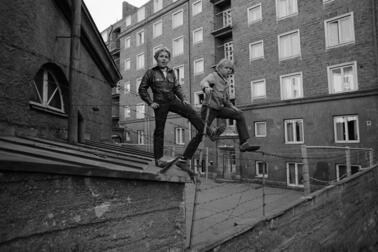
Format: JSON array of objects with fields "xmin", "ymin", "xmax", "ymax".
[{"xmin": 0, "ymin": 136, "xmax": 189, "ymax": 183}]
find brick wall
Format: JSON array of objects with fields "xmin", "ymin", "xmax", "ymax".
[
  {"xmin": 0, "ymin": 171, "xmax": 185, "ymax": 251},
  {"xmin": 212, "ymin": 165, "xmax": 378, "ymax": 251}
]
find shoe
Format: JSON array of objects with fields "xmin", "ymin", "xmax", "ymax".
[
  {"xmin": 240, "ymin": 142, "xmax": 260, "ymax": 152},
  {"xmin": 155, "ymin": 159, "xmax": 168, "ymax": 168},
  {"xmin": 176, "ymin": 158, "xmax": 195, "ymax": 177},
  {"xmin": 208, "ymin": 125, "xmax": 226, "ymax": 142}
]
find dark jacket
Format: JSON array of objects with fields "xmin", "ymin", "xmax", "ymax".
[{"xmin": 138, "ymin": 66, "xmax": 186, "ymax": 105}]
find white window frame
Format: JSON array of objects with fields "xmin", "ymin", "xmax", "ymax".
[
  {"xmin": 153, "ymin": 0, "xmax": 163, "ymax": 13},
  {"xmin": 323, "ymin": 0, "xmax": 335, "ymax": 3},
  {"xmin": 251, "ymin": 79, "xmax": 266, "ymax": 101},
  {"xmin": 125, "ymin": 15, "xmax": 131, "ymax": 27},
  {"xmin": 153, "ymin": 20, "xmax": 163, "ymax": 38},
  {"xmin": 255, "ymin": 121, "xmax": 267, "ymax": 137},
  {"xmin": 249, "ymin": 40, "xmax": 264, "ymax": 61},
  {"xmin": 125, "ymin": 37, "xmax": 131, "ymax": 49},
  {"xmin": 136, "ymin": 30, "xmax": 144, "ymax": 46},
  {"xmin": 125, "ymin": 131, "xmax": 131, "ymax": 141},
  {"xmin": 193, "ymin": 27, "xmax": 203, "ymax": 44},
  {"xmin": 248, "ymin": 3, "xmax": 262, "ymax": 25},
  {"xmin": 256, "ymin": 161, "xmax": 268, "ymax": 178},
  {"xmin": 172, "ymin": 36, "xmax": 184, "ymax": 57},
  {"xmin": 137, "ymin": 7, "xmax": 145, "ymax": 22},
  {"xmin": 175, "ymin": 127, "xmax": 185, "ymax": 145},
  {"xmin": 333, "ymin": 115, "xmax": 360, "ymax": 143},
  {"xmin": 124, "ymin": 106, "xmax": 131, "ymax": 118},
  {"xmin": 224, "ymin": 41, "xmax": 234, "ymax": 62},
  {"xmin": 173, "ymin": 65, "xmax": 185, "ymax": 86},
  {"xmin": 124, "ymin": 81, "xmax": 131, "ymax": 95},
  {"xmin": 29, "ymin": 69, "xmax": 65, "ymax": 113},
  {"xmin": 193, "ymin": 91, "xmax": 204, "ymax": 107},
  {"xmin": 286, "ymin": 162, "xmax": 304, "ymax": 187},
  {"xmin": 324, "ymin": 12, "xmax": 355, "ymax": 49},
  {"xmin": 124, "ymin": 58, "xmax": 131, "ymax": 71},
  {"xmin": 192, "ymin": 0, "xmax": 202, "ymax": 16},
  {"xmin": 137, "ymin": 130, "xmax": 145, "ymax": 145},
  {"xmin": 284, "ymin": 119, "xmax": 304, "ymax": 144},
  {"xmin": 276, "ymin": 0, "xmax": 298, "ymax": 20},
  {"xmin": 172, "ymin": 9, "xmax": 184, "ymax": 29},
  {"xmin": 136, "ymin": 53, "xmax": 145, "ymax": 70},
  {"xmin": 278, "ymin": 29, "xmax": 301, "ymax": 61},
  {"xmin": 193, "ymin": 58, "xmax": 204, "ymax": 76},
  {"xmin": 136, "ymin": 103, "xmax": 145, "ymax": 119},
  {"xmin": 327, "ymin": 61, "xmax": 358, "ymax": 94},
  {"xmin": 335, "ymin": 164, "xmax": 361, "ymax": 181},
  {"xmin": 280, "ymin": 72, "xmax": 303, "ymax": 100}
]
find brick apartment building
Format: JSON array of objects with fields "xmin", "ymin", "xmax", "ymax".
[{"xmin": 103, "ymin": 0, "xmax": 378, "ymax": 188}]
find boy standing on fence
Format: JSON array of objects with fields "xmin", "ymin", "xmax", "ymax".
[
  {"xmin": 138, "ymin": 48, "xmax": 224, "ymax": 173},
  {"xmin": 200, "ymin": 58, "xmax": 260, "ymax": 152}
]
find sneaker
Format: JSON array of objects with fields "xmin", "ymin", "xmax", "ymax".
[
  {"xmin": 240, "ymin": 142, "xmax": 260, "ymax": 152},
  {"xmin": 208, "ymin": 125, "xmax": 226, "ymax": 142},
  {"xmin": 155, "ymin": 159, "xmax": 168, "ymax": 168}
]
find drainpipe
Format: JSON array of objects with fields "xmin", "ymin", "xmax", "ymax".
[
  {"xmin": 187, "ymin": 0, "xmax": 193, "ymax": 142},
  {"xmin": 372, "ymin": 0, "xmax": 378, "ymax": 76},
  {"xmin": 68, "ymin": 0, "xmax": 82, "ymax": 144}
]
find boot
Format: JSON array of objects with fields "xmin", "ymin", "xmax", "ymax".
[{"xmin": 240, "ymin": 142, "xmax": 260, "ymax": 152}]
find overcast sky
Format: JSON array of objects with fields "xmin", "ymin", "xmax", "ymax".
[{"xmin": 84, "ymin": 0, "xmax": 149, "ymax": 32}]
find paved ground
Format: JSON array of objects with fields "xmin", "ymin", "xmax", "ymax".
[{"xmin": 184, "ymin": 179, "xmax": 303, "ymax": 250}]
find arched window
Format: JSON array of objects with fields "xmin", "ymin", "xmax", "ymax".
[{"xmin": 30, "ymin": 68, "xmax": 66, "ymax": 113}]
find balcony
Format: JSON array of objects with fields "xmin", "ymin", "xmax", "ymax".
[
  {"xmin": 108, "ymin": 40, "xmax": 120, "ymax": 53},
  {"xmin": 210, "ymin": 0, "xmax": 231, "ymax": 7},
  {"xmin": 211, "ymin": 9, "xmax": 232, "ymax": 38}
]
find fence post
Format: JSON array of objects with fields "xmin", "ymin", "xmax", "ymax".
[
  {"xmin": 205, "ymin": 147, "xmax": 209, "ymax": 183},
  {"xmin": 346, "ymin": 147, "xmax": 351, "ymax": 177},
  {"xmin": 301, "ymin": 145, "xmax": 311, "ymax": 196},
  {"xmin": 369, "ymin": 149, "xmax": 374, "ymax": 168}
]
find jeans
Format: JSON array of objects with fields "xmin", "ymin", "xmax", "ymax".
[
  {"xmin": 153, "ymin": 99, "xmax": 204, "ymax": 160},
  {"xmin": 201, "ymin": 106, "xmax": 250, "ymax": 144}
]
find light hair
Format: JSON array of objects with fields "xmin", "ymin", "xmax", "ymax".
[
  {"xmin": 154, "ymin": 48, "xmax": 171, "ymax": 61},
  {"xmin": 215, "ymin": 58, "xmax": 234, "ymax": 74}
]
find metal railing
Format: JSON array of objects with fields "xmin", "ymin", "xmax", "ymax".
[{"xmin": 214, "ymin": 8, "xmax": 232, "ymax": 31}]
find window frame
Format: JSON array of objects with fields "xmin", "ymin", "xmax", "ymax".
[
  {"xmin": 256, "ymin": 161, "xmax": 268, "ymax": 178},
  {"xmin": 173, "ymin": 65, "xmax": 185, "ymax": 86},
  {"xmin": 136, "ymin": 53, "xmax": 145, "ymax": 70},
  {"xmin": 254, "ymin": 121, "xmax": 267, "ymax": 137},
  {"xmin": 193, "ymin": 58, "xmax": 204, "ymax": 76},
  {"xmin": 172, "ymin": 9, "xmax": 184, "ymax": 29},
  {"xmin": 153, "ymin": 0, "xmax": 163, "ymax": 13},
  {"xmin": 249, "ymin": 40, "xmax": 264, "ymax": 61},
  {"xmin": 251, "ymin": 78, "xmax": 266, "ymax": 101},
  {"xmin": 278, "ymin": 29, "xmax": 301, "ymax": 61},
  {"xmin": 153, "ymin": 20, "xmax": 163, "ymax": 38},
  {"xmin": 276, "ymin": 0, "xmax": 298, "ymax": 20},
  {"xmin": 175, "ymin": 127, "xmax": 185, "ymax": 145},
  {"xmin": 125, "ymin": 37, "xmax": 131, "ymax": 49},
  {"xmin": 324, "ymin": 12, "xmax": 355, "ymax": 49},
  {"xmin": 124, "ymin": 58, "xmax": 131, "ymax": 71},
  {"xmin": 137, "ymin": 7, "xmax": 145, "ymax": 22},
  {"xmin": 247, "ymin": 3, "xmax": 262, "ymax": 25},
  {"xmin": 137, "ymin": 130, "xmax": 145, "ymax": 145},
  {"xmin": 333, "ymin": 115, "xmax": 360, "ymax": 143},
  {"xmin": 192, "ymin": 0, "xmax": 202, "ymax": 16},
  {"xmin": 284, "ymin": 119, "xmax": 304, "ymax": 144},
  {"xmin": 280, "ymin": 72, "xmax": 303, "ymax": 100},
  {"xmin": 193, "ymin": 27, "xmax": 203, "ymax": 44},
  {"xmin": 327, "ymin": 61, "xmax": 358, "ymax": 94},
  {"xmin": 124, "ymin": 106, "xmax": 131, "ymax": 118},
  {"xmin": 286, "ymin": 162, "xmax": 304, "ymax": 187},
  {"xmin": 136, "ymin": 30, "xmax": 145, "ymax": 46},
  {"xmin": 172, "ymin": 36, "xmax": 184, "ymax": 57},
  {"xmin": 136, "ymin": 103, "xmax": 145, "ymax": 119}
]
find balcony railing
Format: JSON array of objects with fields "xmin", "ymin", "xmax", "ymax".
[
  {"xmin": 108, "ymin": 40, "xmax": 120, "ymax": 52},
  {"xmin": 212, "ymin": 9, "xmax": 232, "ymax": 37}
]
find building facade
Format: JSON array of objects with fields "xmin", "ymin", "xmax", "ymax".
[{"xmin": 104, "ymin": 0, "xmax": 378, "ymax": 188}]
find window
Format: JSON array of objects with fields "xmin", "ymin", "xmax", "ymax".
[
  {"xmin": 136, "ymin": 103, "xmax": 145, "ymax": 119},
  {"xmin": 124, "ymin": 81, "xmax": 130, "ymax": 94},
  {"xmin": 136, "ymin": 78, "xmax": 142, "ymax": 92},
  {"xmin": 255, "ymin": 121, "xmax": 267, "ymax": 137},
  {"xmin": 323, "ymin": 0, "xmax": 335, "ymax": 3},
  {"xmin": 125, "ymin": 131, "xmax": 131, "ymax": 141},
  {"xmin": 286, "ymin": 162, "xmax": 303, "ymax": 187},
  {"xmin": 251, "ymin": 79, "xmax": 266, "ymax": 101},
  {"xmin": 172, "ymin": 9, "xmax": 183, "ymax": 29},
  {"xmin": 125, "ymin": 37, "xmax": 131, "ymax": 49},
  {"xmin": 193, "ymin": 27, "xmax": 203, "ymax": 44},
  {"xmin": 136, "ymin": 30, "xmax": 144, "ymax": 46},
  {"xmin": 153, "ymin": 20, "xmax": 163, "ymax": 38},
  {"xmin": 336, "ymin": 164, "xmax": 361, "ymax": 181},
  {"xmin": 174, "ymin": 65, "xmax": 185, "ymax": 85},
  {"xmin": 276, "ymin": 0, "xmax": 298, "ymax": 20},
  {"xmin": 175, "ymin": 128, "xmax": 185, "ymax": 145},
  {"xmin": 248, "ymin": 3, "xmax": 262, "ymax": 25},
  {"xmin": 249, "ymin": 40, "xmax": 264, "ymax": 61},
  {"xmin": 124, "ymin": 106, "xmax": 131, "ymax": 118},
  {"xmin": 325, "ymin": 13, "xmax": 355, "ymax": 48},
  {"xmin": 194, "ymin": 58, "xmax": 204, "ymax": 75},
  {"xmin": 193, "ymin": 91, "xmax": 204, "ymax": 107},
  {"xmin": 278, "ymin": 30, "xmax": 301, "ymax": 60},
  {"xmin": 334, "ymin": 115, "xmax": 359, "ymax": 143},
  {"xmin": 280, "ymin": 72, "xmax": 303, "ymax": 100},
  {"xmin": 30, "ymin": 68, "xmax": 66, "ymax": 113},
  {"xmin": 328, "ymin": 61, "xmax": 358, "ymax": 94},
  {"xmin": 192, "ymin": 0, "xmax": 202, "ymax": 16},
  {"xmin": 124, "ymin": 58, "xmax": 130, "ymax": 71},
  {"xmin": 256, "ymin": 161, "xmax": 268, "ymax": 177},
  {"xmin": 136, "ymin": 53, "xmax": 145, "ymax": 70},
  {"xmin": 224, "ymin": 42, "xmax": 234, "ymax": 62},
  {"xmin": 228, "ymin": 74, "xmax": 235, "ymax": 99},
  {"xmin": 152, "ymin": 45, "xmax": 163, "ymax": 64},
  {"xmin": 154, "ymin": 0, "xmax": 163, "ymax": 13},
  {"xmin": 172, "ymin": 36, "xmax": 184, "ymax": 57},
  {"xmin": 284, "ymin": 119, "xmax": 304, "ymax": 144},
  {"xmin": 137, "ymin": 130, "xmax": 145, "ymax": 145},
  {"xmin": 125, "ymin": 15, "xmax": 131, "ymax": 27},
  {"xmin": 137, "ymin": 7, "xmax": 145, "ymax": 22}
]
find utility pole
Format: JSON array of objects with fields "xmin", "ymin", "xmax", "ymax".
[{"xmin": 68, "ymin": 0, "xmax": 82, "ymax": 144}]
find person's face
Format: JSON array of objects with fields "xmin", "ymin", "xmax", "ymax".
[
  {"xmin": 156, "ymin": 51, "xmax": 170, "ymax": 68},
  {"xmin": 218, "ymin": 64, "xmax": 233, "ymax": 78}
]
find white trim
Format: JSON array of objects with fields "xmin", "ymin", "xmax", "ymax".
[
  {"xmin": 254, "ymin": 121, "xmax": 267, "ymax": 137},
  {"xmin": 172, "ymin": 35, "xmax": 184, "ymax": 57},
  {"xmin": 255, "ymin": 161, "xmax": 268, "ymax": 178},
  {"xmin": 278, "ymin": 29, "xmax": 301, "ymax": 61},
  {"xmin": 125, "ymin": 36, "xmax": 131, "ymax": 49},
  {"xmin": 173, "ymin": 65, "xmax": 185, "ymax": 85},
  {"xmin": 324, "ymin": 12, "xmax": 355, "ymax": 49},
  {"xmin": 327, "ymin": 61, "xmax": 358, "ymax": 94},
  {"xmin": 192, "ymin": 0, "xmax": 202, "ymax": 16},
  {"xmin": 172, "ymin": 9, "xmax": 184, "ymax": 29},
  {"xmin": 136, "ymin": 29, "xmax": 144, "ymax": 46},
  {"xmin": 192, "ymin": 27, "xmax": 203, "ymax": 44},
  {"xmin": 250, "ymin": 78, "xmax": 266, "ymax": 101},
  {"xmin": 193, "ymin": 58, "xmax": 204, "ymax": 76},
  {"xmin": 153, "ymin": 19, "xmax": 163, "ymax": 38},
  {"xmin": 279, "ymin": 71, "xmax": 303, "ymax": 100},
  {"xmin": 136, "ymin": 53, "xmax": 145, "ymax": 70},
  {"xmin": 247, "ymin": 3, "xmax": 262, "ymax": 25},
  {"xmin": 275, "ymin": 0, "xmax": 298, "ymax": 21},
  {"xmin": 284, "ymin": 118, "xmax": 304, "ymax": 144},
  {"xmin": 286, "ymin": 162, "xmax": 304, "ymax": 187},
  {"xmin": 333, "ymin": 115, "xmax": 360, "ymax": 143},
  {"xmin": 249, "ymin": 40, "xmax": 264, "ymax": 61}
]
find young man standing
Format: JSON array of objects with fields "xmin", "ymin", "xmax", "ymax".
[
  {"xmin": 138, "ymin": 48, "xmax": 223, "ymax": 172},
  {"xmin": 200, "ymin": 58, "xmax": 260, "ymax": 152}
]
